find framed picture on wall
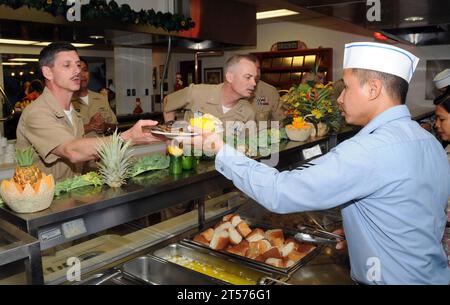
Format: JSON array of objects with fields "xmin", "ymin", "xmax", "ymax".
[
  {"xmin": 204, "ymin": 67, "xmax": 223, "ymax": 84},
  {"xmin": 425, "ymin": 60, "xmax": 450, "ymax": 100}
]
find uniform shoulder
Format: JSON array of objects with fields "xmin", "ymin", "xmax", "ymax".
[
  {"xmin": 189, "ymin": 83, "xmax": 222, "ymax": 94},
  {"xmin": 89, "ymin": 90, "xmax": 107, "ymax": 100},
  {"xmin": 258, "ymin": 80, "xmax": 277, "ymax": 91}
]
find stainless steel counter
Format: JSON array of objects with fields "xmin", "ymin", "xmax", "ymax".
[
  {"xmin": 77, "ymin": 200, "xmax": 354, "ymax": 285},
  {"xmin": 0, "ymin": 219, "xmax": 43, "ymax": 284},
  {"xmin": 0, "ymin": 130, "xmax": 358, "ymax": 251}
]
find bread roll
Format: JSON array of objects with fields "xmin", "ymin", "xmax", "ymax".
[
  {"xmin": 265, "ymin": 229, "xmax": 284, "ymax": 246},
  {"xmin": 227, "ymin": 242, "xmax": 249, "ymax": 257},
  {"xmin": 228, "ymin": 226, "xmax": 243, "ymax": 245},
  {"xmin": 210, "ymin": 230, "xmax": 230, "ymax": 250},
  {"xmin": 194, "ymin": 234, "xmax": 210, "ymax": 246},
  {"xmin": 215, "ymin": 221, "xmax": 233, "ymax": 232},
  {"xmin": 265, "ymin": 258, "xmax": 283, "ymax": 268},
  {"xmin": 285, "ymin": 238, "xmax": 301, "ymax": 251},
  {"xmin": 262, "ymin": 247, "xmax": 282, "ymax": 260},
  {"xmin": 288, "ymin": 250, "xmax": 307, "ymax": 262},
  {"xmin": 236, "ymin": 221, "xmax": 252, "ymax": 237},
  {"xmin": 222, "ymin": 213, "xmax": 235, "ymax": 222},
  {"xmin": 230, "ymin": 215, "xmax": 242, "ymax": 227},
  {"xmin": 200, "ymin": 228, "xmax": 215, "ymax": 242},
  {"xmin": 245, "ymin": 247, "xmax": 260, "ymax": 259},
  {"xmin": 246, "ymin": 228, "xmax": 265, "ymax": 242},
  {"xmin": 280, "ymin": 241, "xmax": 295, "ymax": 257}
]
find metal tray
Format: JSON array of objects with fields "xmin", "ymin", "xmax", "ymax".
[
  {"xmin": 152, "ymin": 243, "xmax": 276, "ymax": 285},
  {"xmin": 184, "ymin": 216, "xmax": 322, "ymax": 275},
  {"xmin": 121, "ymin": 254, "xmax": 225, "ymax": 285}
]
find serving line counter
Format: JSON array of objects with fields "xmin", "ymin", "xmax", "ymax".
[{"xmin": 0, "ymin": 127, "xmax": 358, "ymax": 284}]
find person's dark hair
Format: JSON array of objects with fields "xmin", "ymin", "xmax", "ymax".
[
  {"xmin": 433, "ymin": 87, "xmax": 450, "ymax": 113},
  {"xmin": 79, "ymin": 56, "xmax": 88, "ymax": 68},
  {"xmin": 352, "ymin": 68, "xmax": 409, "ymax": 104},
  {"xmin": 39, "ymin": 42, "xmax": 77, "ymax": 69}
]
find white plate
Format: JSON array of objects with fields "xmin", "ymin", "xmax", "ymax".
[{"xmin": 150, "ymin": 129, "xmax": 200, "ymax": 139}]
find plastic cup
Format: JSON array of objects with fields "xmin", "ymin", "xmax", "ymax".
[{"xmin": 169, "ymin": 155, "xmax": 183, "ymax": 175}]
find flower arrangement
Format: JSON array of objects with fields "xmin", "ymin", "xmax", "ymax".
[{"xmin": 281, "ymin": 75, "xmax": 344, "ymax": 136}]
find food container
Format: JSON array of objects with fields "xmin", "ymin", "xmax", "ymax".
[
  {"xmin": 121, "ymin": 254, "xmax": 225, "ymax": 285},
  {"xmin": 152, "ymin": 243, "xmax": 276, "ymax": 285},
  {"xmin": 185, "ymin": 216, "xmax": 322, "ymax": 275}
]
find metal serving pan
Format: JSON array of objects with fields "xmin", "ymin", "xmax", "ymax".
[
  {"xmin": 183, "ymin": 216, "xmax": 322, "ymax": 276},
  {"xmin": 121, "ymin": 254, "xmax": 225, "ymax": 285},
  {"xmin": 152, "ymin": 243, "xmax": 276, "ymax": 285}
]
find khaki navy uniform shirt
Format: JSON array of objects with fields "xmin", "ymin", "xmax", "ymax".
[
  {"xmin": 164, "ymin": 83, "xmax": 256, "ymax": 134},
  {"xmin": 16, "ymin": 87, "xmax": 84, "ymax": 181},
  {"xmin": 72, "ymin": 90, "xmax": 117, "ymax": 137},
  {"xmin": 250, "ymin": 80, "xmax": 284, "ymax": 124}
]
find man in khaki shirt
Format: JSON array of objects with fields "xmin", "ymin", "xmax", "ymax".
[
  {"xmin": 72, "ymin": 57, "xmax": 118, "ymax": 137},
  {"xmin": 250, "ymin": 57, "xmax": 285, "ymax": 125},
  {"xmin": 161, "ymin": 54, "xmax": 258, "ymax": 221},
  {"xmin": 163, "ymin": 54, "xmax": 258, "ymax": 134},
  {"xmin": 16, "ymin": 42, "xmax": 163, "ymax": 182}
]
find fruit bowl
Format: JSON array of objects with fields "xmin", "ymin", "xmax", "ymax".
[
  {"xmin": 0, "ymin": 174, "xmax": 55, "ymax": 213},
  {"xmin": 285, "ymin": 125, "xmax": 313, "ymax": 142}
]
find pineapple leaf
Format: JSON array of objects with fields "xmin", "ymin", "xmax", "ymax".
[
  {"xmin": 15, "ymin": 146, "xmax": 35, "ymax": 167},
  {"xmin": 96, "ymin": 131, "xmax": 134, "ymax": 188}
]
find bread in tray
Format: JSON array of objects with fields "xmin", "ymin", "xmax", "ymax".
[{"xmin": 193, "ymin": 213, "xmax": 317, "ymax": 268}]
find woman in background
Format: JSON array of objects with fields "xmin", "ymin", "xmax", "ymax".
[{"xmin": 434, "ymin": 88, "xmax": 450, "ymax": 158}]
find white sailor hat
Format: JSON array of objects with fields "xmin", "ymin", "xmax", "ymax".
[
  {"xmin": 343, "ymin": 42, "xmax": 419, "ymax": 83},
  {"xmin": 433, "ymin": 69, "xmax": 450, "ymax": 90}
]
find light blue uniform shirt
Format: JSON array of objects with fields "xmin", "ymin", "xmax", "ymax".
[{"xmin": 216, "ymin": 105, "xmax": 450, "ymax": 284}]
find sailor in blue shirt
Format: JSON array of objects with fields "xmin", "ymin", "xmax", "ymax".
[{"xmin": 198, "ymin": 43, "xmax": 450, "ymax": 284}]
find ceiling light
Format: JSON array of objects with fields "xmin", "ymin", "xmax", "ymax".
[
  {"xmin": 9, "ymin": 58, "xmax": 39, "ymax": 62},
  {"xmin": 19, "ymin": 72, "xmax": 24, "ymax": 76},
  {"xmin": 29, "ymin": 71, "xmax": 35, "ymax": 75},
  {"xmin": 404, "ymin": 16, "xmax": 424, "ymax": 22},
  {"xmin": 33, "ymin": 42, "xmax": 52, "ymax": 46},
  {"xmin": 0, "ymin": 39, "xmax": 39, "ymax": 45},
  {"xmin": 71, "ymin": 43, "xmax": 94, "ymax": 48},
  {"xmin": 256, "ymin": 9, "xmax": 299, "ymax": 20},
  {"xmin": 11, "ymin": 72, "xmax": 15, "ymax": 77},
  {"xmin": 2, "ymin": 62, "xmax": 27, "ymax": 66},
  {"xmin": 89, "ymin": 35, "xmax": 104, "ymax": 39}
]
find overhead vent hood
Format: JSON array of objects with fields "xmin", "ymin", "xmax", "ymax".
[
  {"xmin": 0, "ymin": 0, "xmax": 256, "ymax": 50},
  {"xmin": 284, "ymin": 0, "xmax": 450, "ymax": 46}
]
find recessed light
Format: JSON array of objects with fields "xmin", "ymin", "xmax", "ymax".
[
  {"xmin": 89, "ymin": 35, "xmax": 104, "ymax": 39},
  {"xmin": 19, "ymin": 72, "xmax": 24, "ymax": 76},
  {"xmin": 11, "ymin": 72, "xmax": 15, "ymax": 76},
  {"xmin": 404, "ymin": 16, "xmax": 424, "ymax": 22},
  {"xmin": 9, "ymin": 58, "xmax": 39, "ymax": 62},
  {"xmin": 71, "ymin": 43, "xmax": 94, "ymax": 48},
  {"xmin": 33, "ymin": 42, "xmax": 52, "ymax": 46},
  {"xmin": 256, "ymin": 9, "xmax": 299, "ymax": 20},
  {"xmin": 2, "ymin": 62, "xmax": 27, "ymax": 66},
  {"xmin": 29, "ymin": 71, "xmax": 35, "ymax": 75},
  {"xmin": 0, "ymin": 39, "xmax": 39, "ymax": 45}
]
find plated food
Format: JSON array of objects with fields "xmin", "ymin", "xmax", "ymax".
[
  {"xmin": 189, "ymin": 113, "xmax": 224, "ymax": 133},
  {"xmin": 148, "ymin": 121, "xmax": 199, "ymax": 138},
  {"xmin": 193, "ymin": 213, "xmax": 316, "ymax": 269}
]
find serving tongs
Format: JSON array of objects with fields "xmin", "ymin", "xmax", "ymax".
[{"xmin": 294, "ymin": 225, "xmax": 345, "ymax": 245}]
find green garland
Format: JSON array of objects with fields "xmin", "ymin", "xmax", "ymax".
[{"xmin": 0, "ymin": 0, "xmax": 195, "ymax": 32}]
